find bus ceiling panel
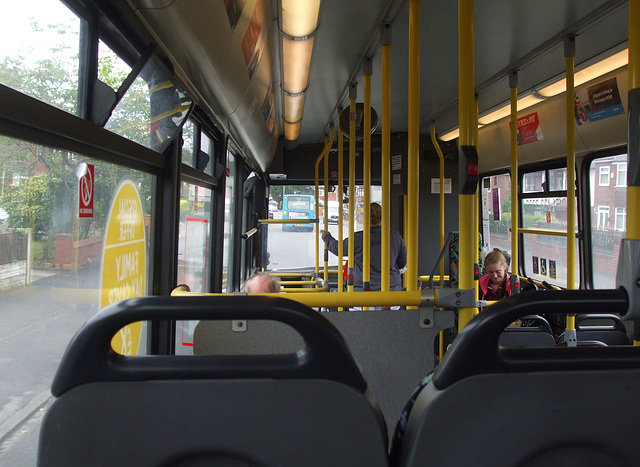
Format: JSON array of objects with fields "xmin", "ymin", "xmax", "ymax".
[
  {"xmin": 126, "ymin": 0, "xmax": 280, "ymax": 173},
  {"xmin": 302, "ymin": 0, "xmax": 628, "ymax": 146},
  {"xmin": 299, "ymin": 0, "xmax": 394, "ymax": 145}
]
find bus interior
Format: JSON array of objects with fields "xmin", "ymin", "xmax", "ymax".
[{"xmin": 0, "ymin": 0, "xmax": 639, "ymax": 465}]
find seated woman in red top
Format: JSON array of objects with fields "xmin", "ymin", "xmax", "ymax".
[{"xmin": 479, "ymin": 249, "xmax": 512, "ymax": 301}]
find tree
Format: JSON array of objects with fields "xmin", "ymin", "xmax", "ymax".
[{"xmin": 2, "ymin": 173, "xmax": 56, "ymax": 235}]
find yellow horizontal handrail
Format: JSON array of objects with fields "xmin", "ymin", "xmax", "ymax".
[
  {"xmin": 418, "ymin": 275, "xmax": 450, "ymax": 282},
  {"xmin": 281, "ymin": 287, "xmax": 329, "ymax": 293},
  {"xmin": 267, "ymin": 272, "xmax": 315, "ymax": 278},
  {"xmin": 280, "ymin": 280, "xmax": 319, "ymax": 286},
  {"xmin": 171, "ymin": 285, "xmax": 432, "ymax": 308},
  {"xmin": 518, "ymin": 227, "xmax": 568, "ymax": 237}
]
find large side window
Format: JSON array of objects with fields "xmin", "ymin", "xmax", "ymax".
[
  {"xmin": 0, "ymin": 136, "xmax": 154, "ymax": 452},
  {"xmin": 520, "ymin": 167, "xmax": 579, "ymax": 289},
  {"xmin": 588, "ymin": 154, "xmax": 627, "ymax": 288}
]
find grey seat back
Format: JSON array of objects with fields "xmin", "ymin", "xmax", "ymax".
[
  {"xmin": 498, "ymin": 314, "xmax": 555, "ymax": 348},
  {"xmin": 396, "ymin": 289, "xmax": 639, "ymax": 467},
  {"xmin": 38, "ymin": 296, "xmax": 389, "ymax": 467},
  {"xmin": 576, "ymin": 313, "xmax": 630, "ymax": 345}
]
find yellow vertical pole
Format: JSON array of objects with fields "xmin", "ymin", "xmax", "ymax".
[
  {"xmin": 363, "ymin": 59, "xmax": 372, "ymax": 295},
  {"xmin": 474, "ymin": 97, "xmax": 480, "ymax": 306},
  {"xmin": 510, "ymin": 72, "xmax": 519, "ymax": 276},
  {"xmin": 565, "ymin": 37, "xmax": 577, "ymax": 335},
  {"xmin": 566, "ymin": 38, "xmax": 576, "ymax": 292},
  {"xmin": 381, "ymin": 25, "xmax": 392, "ymax": 292},
  {"xmin": 348, "ymin": 84, "xmax": 357, "ymax": 293},
  {"xmin": 314, "ymin": 137, "xmax": 329, "ymax": 277},
  {"xmin": 458, "ymin": 0, "xmax": 477, "ymax": 330},
  {"xmin": 627, "ymin": 0, "xmax": 640, "ymax": 344},
  {"xmin": 628, "ymin": 0, "xmax": 640, "ymax": 240},
  {"xmin": 406, "ymin": 0, "xmax": 420, "ymax": 296},
  {"xmin": 323, "ymin": 126, "xmax": 334, "ymax": 284},
  {"xmin": 338, "ymin": 125, "xmax": 345, "ymax": 299},
  {"xmin": 430, "ymin": 124, "xmax": 446, "ymax": 283}
]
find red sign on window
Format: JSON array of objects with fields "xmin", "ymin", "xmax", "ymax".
[{"xmin": 79, "ymin": 163, "xmax": 94, "ymax": 218}]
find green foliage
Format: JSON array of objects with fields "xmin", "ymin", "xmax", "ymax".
[{"xmin": 2, "ymin": 174, "xmax": 56, "ymax": 234}]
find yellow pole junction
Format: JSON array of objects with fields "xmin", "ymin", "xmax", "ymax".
[
  {"xmin": 348, "ymin": 84, "xmax": 357, "ymax": 292},
  {"xmin": 457, "ymin": 0, "xmax": 477, "ymax": 330},
  {"xmin": 430, "ymin": 124, "xmax": 446, "ymax": 283},
  {"xmin": 510, "ymin": 72, "xmax": 519, "ymax": 276},
  {"xmin": 381, "ymin": 25, "xmax": 392, "ymax": 293},
  {"xmin": 363, "ymin": 59, "xmax": 372, "ymax": 295},
  {"xmin": 406, "ymin": 0, "xmax": 420, "ymax": 296},
  {"xmin": 314, "ymin": 135, "xmax": 331, "ymax": 277}
]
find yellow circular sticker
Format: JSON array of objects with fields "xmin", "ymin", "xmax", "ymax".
[{"xmin": 100, "ymin": 180, "xmax": 147, "ymax": 355}]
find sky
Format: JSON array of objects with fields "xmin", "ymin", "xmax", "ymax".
[{"xmin": 1, "ymin": 0, "xmax": 80, "ymax": 62}]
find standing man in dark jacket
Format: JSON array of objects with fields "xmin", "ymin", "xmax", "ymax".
[{"xmin": 321, "ymin": 202, "xmax": 407, "ymax": 291}]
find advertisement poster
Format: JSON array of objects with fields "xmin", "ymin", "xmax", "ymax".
[
  {"xmin": 532, "ymin": 256, "xmax": 539, "ymax": 274},
  {"xmin": 510, "ymin": 112, "xmax": 544, "ymax": 146},
  {"xmin": 549, "ymin": 260, "xmax": 557, "ymax": 279},
  {"xmin": 241, "ymin": 0, "xmax": 265, "ymax": 79},
  {"xmin": 101, "ymin": 181, "xmax": 146, "ymax": 356},
  {"xmin": 540, "ymin": 258, "xmax": 547, "ymax": 276},
  {"xmin": 574, "ymin": 77, "xmax": 624, "ymax": 125},
  {"xmin": 492, "ymin": 187, "xmax": 501, "ymax": 221}
]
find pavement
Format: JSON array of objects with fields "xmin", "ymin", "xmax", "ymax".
[{"xmin": 0, "ymin": 265, "xmax": 101, "ymax": 466}]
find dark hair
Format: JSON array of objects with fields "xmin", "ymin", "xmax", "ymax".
[{"xmin": 370, "ymin": 203, "xmax": 382, "ymax": 225}]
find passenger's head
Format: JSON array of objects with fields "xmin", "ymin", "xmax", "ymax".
[
  {"xmin": 243, "ymin": 272, "xmax": 281, "ymax": 293},
  {"xmin": 370, "ymin": 203, "xmax": 382, "ymax": 226},
  {"xmin": 484, "ymin": 248, "xmax": 508, "ymax": 285}
]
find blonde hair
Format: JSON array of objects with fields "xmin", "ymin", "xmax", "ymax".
[
  {"xmin": 370, "ymin": 203, "xmax": 382, "ymax": 225},
  {"xmin": 484, "ymin": 248, "xmax": 507, "ymax": 268}
]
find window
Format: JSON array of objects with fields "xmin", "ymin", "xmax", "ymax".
[
  {"xmin": 222, "ymin": 151, "xmax": 236, "ymax": 292},
  {"xmin": 615, "ymin": 207, "xmax": 626, "ymax": 231},
  {"xmin": 0, "ymin": 0, "xmax": 80, "ymax": 113},
  {"xmin": 522, "ymin": 171, "xmax": 544, "ymax": 193},
  {"xmin": 265, "ymin": 185, "xmax": 381, "ymax": 271},
  {"xmin": 615, "ymin": 162, "xmax": 627, "ymax": 187},
  {"xmin": 105, "ymin": 57, "xmax": 192, "ymax": 153},
  {"xmin": 588, "ymin": 154, "xmax": 627, "ymax": 288},
  {"xmin": 599, "ymin": 166, "xmax": 610, "ymax": 186},
  {"xmin": 176, "ymin": 182, "xmax": 213, "ymax": 354},
  {"xmin": 480, "ymin": 173, "xmax": 512, "ymax": 260},
  {"xmin": 520, "ymin": 165, "xmax": 579, "ymax": 289},
  {"xmin": 597, "ymin": 206, "xmax": 610, "ymax": 230},
  {"xmin": 1, "ymin": 136, "xmax": 154, "ymax": 462},
  {"xmin": 182, "ymin": 119, "xmax": 196, "ymax": 167},
  {"xmin": 549, "ymin": 168, "xmax": 567, "ymax": 191}
]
